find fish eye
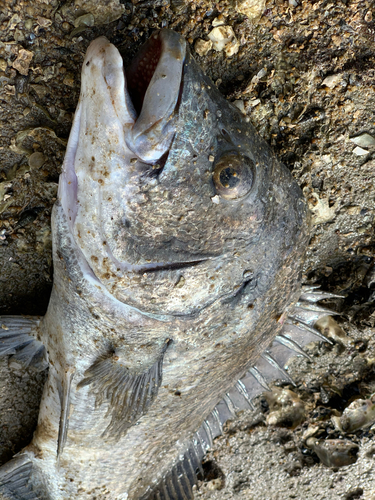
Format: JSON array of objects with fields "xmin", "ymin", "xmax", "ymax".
[{"xmin": 212, "ymin": 153, "xmax": 255, "ymax": 200}]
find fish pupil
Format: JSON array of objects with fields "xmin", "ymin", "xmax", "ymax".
[{"xmin": 220, "ymin": 167, "xmax": 240, "ymax": 188}]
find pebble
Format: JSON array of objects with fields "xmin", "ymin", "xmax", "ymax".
[
  {"xmin": 28, "ymin": 152, "xmax": 46, "ymax": 169},
  {"xmin": 74, "ymin": 0, "xmax": 125, "ymax": 25},
  {"xmin": 349, "ymin": 133, "xmax": 375, "ymax": 148},
  {"xmin": 37, "ymin": 16, "xmax": 52, "ymax": 28},
  {"xmin": 322, "ymin": 74, "xmax": 342, "ymax": 89},
  {"xmin": 212, "ymin": 17, "xmax": 225, "ymax": 27},
  {"xmin": 195, "ymin": 39, "xmax": 212, "ymax": 57},
  {"xmin": 306, "ymin": 438, "xmax": 359, "ymax": 467},
  {"xmin": 225, "ymin": 38, "xmax": 240, "ymax": 57},
  {"xmin": 205, "ymin": 478, "xmax": 223, "ymax": 491},
  {"xmin": 314, "ymin": 316, "xmax": 348, "ymax": 344},
  {"xmin": 352, "ymin": 146, "xmax": 369, "ymax": 156},
  {"xmin": 236, "ymin": 0, "xmax": 266, "ymax": 19},
  {"xmin": 365, "ymin": 10, "xmax": 372, "ymax": 22},
  {"xmin": 24, "ymin": 19, "xmax": 33, "ymax": 30},
  {"xmin": 248, "ymin": 98, "xmax": 261, "ymax": 108},
  {"xmin": 208, "ymin": 26, "xmax": 239, "ymax": 57},
  {"xmin": 233, "ymin": 100, "xmax": 246, "ymax": 114},
  {"xmin": 332, "ymin": 397, "xmax": 375, "ymax": 433},
  {"xmin": 63, "ymin": 73, "xmax": 75, "ymax": 87},
  {"xmin": 309, "ymin": 192, "xmax": 337, "ymax": 225},
  {"xmin": 265, "ymin": 388, "xmax": 306, "ymax": 428},
  {"xmin": 74, "ymin": 13, "xmax": 95, "ymax": 28},
  {"xmin": 12, "ymin": 48, "xmax": 33, "ymax": 76}
]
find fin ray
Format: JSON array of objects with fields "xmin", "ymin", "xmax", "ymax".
[
  {"xmin": 57, "ymin": 369, "xmax": 74, "ymax": 458},
  {"xmin": 138, "ymin": 287, "xmax": 342, "ymax": 499},
  {"xmin": 0, "ymin": 316, "xmax": 47, "ymax": 371},
  {"xmin": 0, "ymin": 455, "xmax": 47, "ymax": 500},
  {"xmin": 78, "ymin": 341, "xmax": 170, "ymax": 440}
]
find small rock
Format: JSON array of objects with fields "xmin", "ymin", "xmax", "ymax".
[
  {"xmin": 224, "ymin": 38, "xmax": 240, "ymax": 57},
  {"xmin": 322, "ymin": 74, "xmax": 342, "ymax": 89},
  {"xmin": 314, "ymin": 316, "xmax": 348, "ymax": 344},
  {"xmin": 236, "ymin": 0, "xmax": 266, "ymax": 20},
  {"xmin": 248, "ymin": 98, "xmax": 261, "ymax": 108},
  {"xmin": 205, "ymin": 478, "xmax": 223, "ymax": 491},
  {"xmin": 353, "ymin": 146, "xmax": 369, "ymax": 156},
  {"xmin": 74, "ymin": 13, "xmax": 95, "ymax": 28},
  {"xmin": 233, "ymin": 100, "xmax": 246, "ymax": 114},
  {"xmin": 7, "ymin": 13, "xmax": 22, "ymax": 30},
  {"xmin": 306, "ymin": 438, "xmax": 359, "ymax": 467},
  {"xmin": 344, "ymin": 205, "xmax": 361, "ymax": 215},
  {"xmin": 350, "ymin": 133, "xmax": 375, "ymax": 148},
  {"xmin": 208, "ymin": 26, "xmax": 238, "ymax": 53},
  {"xmin": 25, "ymin": 18, "xmax": 33, "ymax": 30},
  {"xmin": 74, "ymin": 0, "xmax": 125, "ymax": 25},
  {"xmin": 195, "ymin": 39, "xmax": 212, "ymax": 57},
  {"xmin": 332, "ymin": 397, "xmax": 375, "ymax": 433},
  {"xmin": 265, "ymin": 388, "xmax": 306, "ymax": 428},
  {"xmin": 243, "ymin": 67, "xmax": 267, "ymax": 94},
  {"xmin": 28, "ymin": 152, "xmax": 46, "ymax": 169},
  {"xmin": 365, "ymin": 10, "xmax": 372, "ymax": 22},
  {"xmin": 309, "ymin": 192, "xmax": 337, "ymax": 225},
  {"xmin": 63, "ymin": 73, "xmax": 75, "ymax": 87},
  {"xmin": 12, "ymin": 49, "xmax": 33, "ymax": 76},
  {"xmin": 37, "ymin": 16, "xmax": 52, "ymax": 28},
  {"xmin": 0, "ymin": 58, "xmax": 7, "ymax": 71},
  {"xmin": 212, "ymin": 17, "xmax": 225, "ymax": 27}
]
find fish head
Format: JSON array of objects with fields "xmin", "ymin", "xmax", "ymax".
[{"xmin": 57, "ymin": 29, "xmax": 309, "ymax": 318}]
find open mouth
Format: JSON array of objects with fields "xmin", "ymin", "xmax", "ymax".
[
  {"xmin": 125, "ymin": 30, "xmax": 185, "ymax": 118},
  {"xmin": 59, "ymin": 30, "xmax": 186, "ymax": 230},
  {"xmin": 125, "ymin": 34, "xmax": 163, "ymax": 116},
  {"xmin": 123, "ymin": 30, "xmax": 186, "ymax": 163}
]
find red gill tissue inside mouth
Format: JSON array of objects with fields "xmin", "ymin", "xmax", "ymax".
[{"xmin": 126, "ymin": 35, "xmax": 162, "ymax": 115}]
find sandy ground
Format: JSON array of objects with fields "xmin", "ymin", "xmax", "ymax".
[{"xmin": 0, "ymin": 0, "xmax": 375, "ymax": 499}]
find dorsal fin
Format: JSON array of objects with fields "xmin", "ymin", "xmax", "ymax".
[
  {"xmin": 77, "ymin": 339, "xmax": 172, "ymax": 440},
  {"xmin": 140, "ymin": 443, "xmax": 203, "ymax": 500},
  {"xmin": 140, "ymin": 287, "xmax": 340, "ymax": 499}
]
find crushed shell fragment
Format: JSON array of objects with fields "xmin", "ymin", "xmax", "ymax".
[
  {"xmin": 306, "ymin": 438, "xmax": 359, "ymax": 467},
  {"xmin": 265, "ymin": 388, "xmax": 305, "ymax": 428},
  {"xmin": 332, "ymin": 397, "xmax": 375, "ymax": 433}
]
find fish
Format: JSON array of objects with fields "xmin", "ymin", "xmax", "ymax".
[{"xmin": 0, "ymin": 29, "xmax": 338, "ymax": 500}]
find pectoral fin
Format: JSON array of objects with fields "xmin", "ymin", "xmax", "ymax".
[
  {"xmin": 0, "ymin": 454, "xmax": 49, "ymax": 500},
  {"xmin": 0, "ymin": 316, "xmax": 47, "ymax": 372},
  {"xmin": 78, "ymin": 340, "xmax": 172, "ymax": 439}
]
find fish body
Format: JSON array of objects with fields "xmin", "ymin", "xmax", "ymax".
[{"xmin": 0, "ymin": 30, "xmax": 328, "ymax": 500}]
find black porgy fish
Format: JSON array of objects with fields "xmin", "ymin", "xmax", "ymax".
[{"xmin": 0, "ymin": 30, "xmax": 336, "ymax": 500}]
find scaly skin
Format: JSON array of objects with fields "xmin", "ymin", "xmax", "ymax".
[{"xmin": 2, "ymin": 31, "xmax": 309, "ymax": 499}]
